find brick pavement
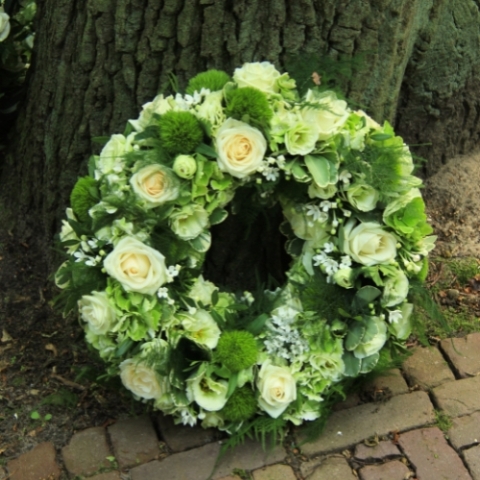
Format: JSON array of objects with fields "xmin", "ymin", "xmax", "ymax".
[{"xmin": 5, "ymin": 334, "xmax": 480, "ymax": 480}]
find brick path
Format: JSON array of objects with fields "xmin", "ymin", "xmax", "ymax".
[{"xmin": 5, "ymin": 333, "xmax": 480, "ymax": 480}]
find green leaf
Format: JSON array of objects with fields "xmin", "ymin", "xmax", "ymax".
[
  {"xmin": 290, "ymin": 161, "xmax": 311, "ymax": 183},
  {"xmin": 286, "ymin": 238, "xmax": 304, "ymax": 256},
  {"xmin": 211, "ymin": 178, "xmax": 232, "ymax": 191},
  {"xmin": 304, "ymin": 155, "xmax": 331, "ymax": 187},
  {"xmin": 226, "ymin": 372, "xmax": 239, "ymax": 398},
  {"xmin": 345, "ymin": 322, "xmax": 366, "ymax": 351},
  {"xmin": 115, "ymin": 338, "xmax": 134, "ymax": 357},
  {"xmin": 370, "ymin": 133, "xmax": 393, "ymax": 141},
  {"xmin": 91, "ymin": 136, "xmax": 111, "ymax": 145},
  {"xmin": 30, "ymin": 411, "xmax": 40, "ymax": 420},
  {"xmin": 359, "ymin": 352, "xmax": 380, "ymax": 373},
  {"xmin": 196, "ymin": 143, "xmax": 218, "ymax": 158},
  {"xmin": 353, "ymin": 286, "xmax": 381, "ymax": 310},
  {"xmin": 189, "ymin": 231, "xmax": 212, "ymax": 252},
  {"xmin": 361, "ymin": 317, "xmax": 379, "ymax": 344},
  {"xmin": 209, "ymin": 208, "xmax": 228, "ymax": 225},
  {"xmin": 246, "ymin": 313, "xmax": 270, "ymax": 335},
  {"xmin": 342, "ymin": 351, "xmax": 361, "ymax": 377}
]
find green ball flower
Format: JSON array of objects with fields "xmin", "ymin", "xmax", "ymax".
[
  {"xmin": 225, "ymin": 87, "xmax": 273, "ymax": 126},
  {"xmin": 70, "ymin": 176, "xmax": 97, "ymax": 223},
  {"xmin": 159, "ymin": 111, "xmax": 204, "ymax": 156},
  {"xmin": 186, "ymin": 70, "xmax": 231, "ymax": 95},
  {"xmin": 221, "ymin": 387, "xmax": 257, "ymax": 423},
  {"xmin": 215, "ymin": 331, "xmax": 258, "ymax": 372}
]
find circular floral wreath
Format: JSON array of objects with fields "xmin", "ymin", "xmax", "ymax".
[{"xmin": 56, "ymin": 62, "xmax": 435, "ymax": 435}]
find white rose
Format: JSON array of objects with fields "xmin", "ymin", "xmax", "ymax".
[
  {"xmin": 78, "ymin": 291, "xmax": 116, "ymax": 335},
  {"xmin": 120, "ymin": 359, "xmax": 166, "ymax": 400},
  {"xmin": 302, "ymin": 90, "xmax": 350, "ymax": 141},
  {"xmin": 129, "ymin": 94, "xmax": 178, "ymax": 132},
  {"xmin": 130, "ymin": 164, "xmax": 179, "ymax": 208},
  {"xmin": 189, "ymin": 275, "xmax": 218, "ymax": 305},
  {"xmin": 382, "ymin": 269, "xmax": 409, "ymax": 307},
  {"xmin": 257, "ymin": 361, "xmax": 297, "ymax": 418},
  {"xmin": 233, "ymin": 62, "xmax": 281, "ymax": 95},
  {"xmin": 96, "ymin": 133, "xmax": 135, "ymax": 178},
  {"xmin": 179, "ymin": 309, "xmax": 221, "ymax": 349},
  {"xmin": 333, "ymin": 267, "xmax": 354, "ymax": 289},
  {"xmin": 103, "ymin": 236, "xmax": 168, "ymax": 295},
  {"xmin": 215, "ymin": 118, "xmax": 267, "ymax": 178},
  {"xmin": 342, "ymin": 220, "xmax": 397, "ymax": 266},
  {"xmin": 282, "ymin": 202, "xmax": 329, "ymax": 244},
  {"xmin": 187, "ymin": 369, "xmax": 228, "ymax": 411},
  {"xmin": 0, "ymin": 8, "xmax": 10, "ymax": 42},
  {"xmin": 353, "ymin": 317, "xmax": 387, "ymax": 359},
  {"xmin": 169, "ymin": 204, "xmax": 209, "ymax": 240},
  {"xmin": 346, "ymin": 183, "xmax": 379, "ymax": 212},
  {"xmin": 284, "ymin": 119, "xmax": 318, "ymax": 156}
]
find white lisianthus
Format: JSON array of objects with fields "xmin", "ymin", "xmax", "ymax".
[
  {"xmin": 282, "ymin": 202, "xmax": 329, "ymax": 244},
  {"xmin": 187, "ymin": 369, "xmax": 228, "ymax": 411},
  {"xmin": 130, "ymin": 164, "xmax": 179, "ymax": 208},
  {"xmin": 308, "ymin": 182, "xmax": 337, "ymax": 199},
  {"xmin": 179, "ymin": 309, "xmax": 221, "ymax": 349},
  {"xmin": 382, "ymin": 269, "xmax": 409, "ymax": 307},
  {"xmin": 96, "ymin": 133, "xmax": 135, "ymax": 179},
  {"xmin": 342, "ymin": 220, "xmax": 397, "ymax": 266},
  {"xmin": 129, "ymin": 94, "xmax": 180, "ymax": 131},
  {"xmin": 215, "ymin": 118, "xmax": 267, "ymax": 178},
  {"xmin": 173, "ymin": 154, "xmax": 197, "ymax": 179},
  {"xmin": 120, "ymin": 359, "xmax": 167, "ymax": 400},
  {"xmin": 346, "ymin": 183, "xmax": 379, "ymax": 212},
  {"xmin": 353, "ymin": 317, "xmax": 388, "ymax": 359},
  {"xmin": 78, "ymin": 291, "xmax": 116, "ymax": 335},
  {"xmin": 169, "ymin": 204, "xmax": 209, "ymax": 240},
  {"xmin": 257, "ymin": 361, "xmax": 297, "ymax": 418},
  {"xmin": 103, "ymin": 236, "xmax": 169, "ymax": 295},
  {"xmin": 233, "ymin": 62, "xmax": 281, "ymax": 95},
  {"xmin": 195, "ymin": 90, "xmax": 226, "ymax": 132},
  {"xmin": 388, "ymin": 303, "xmax": 413, "ymax": 339},
  {"xmin": 284, "ymin": 119, "xmax": 318, "ymax": 156},
  {"xmin": 59, "ymin": 208, "xmax": 80, "ymax": 253},
  {"xmin": 85, "ymin": 331, "xmax": 116, "ymax": 360},
  {"xmin": 189, "ymin": 275, "xmax": 218, "ymax": 306},
  {"xmin": 302, "ymin": 90, "xmax": 350, "ymax": 141},
  {"xmin": 333, "ymin": 267, "xmax": 354, "ymax": 289},
  {"xmin": 0, "ymin": 7, "xmax": 10, "ymax": 42}
]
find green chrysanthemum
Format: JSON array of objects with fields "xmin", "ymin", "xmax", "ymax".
[
  {"xmin": 225, "ymin": 87, "xmax": 273, "ymax": 127},
  {"xmin": 215, "ymin": 330, "xmax": 258, "ymax": 372},
  {"xmin": 221, "ymin": 387, "xmax": 257, "ymax": 422},
  {"xmin": 70, "ymin": 176, "xmax": 97, "ymax": 223},
  {"xmin": 159, "ymin": 111, "xmax": 204, "ymax": 156},
  {"xmin": 186, "ymin": 70, "xmax": 231, "ymax": 95}
]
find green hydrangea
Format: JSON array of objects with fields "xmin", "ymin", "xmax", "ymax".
[
  {"xmin": 186, "ymin": 70, "xmax": 231, "ymax": 95},
  {"xmin": 70, "ymin": 176, "xmax": 98, "ymax": 223},
  {"xmin": 221, "ymin": 387, "xmax": 257, "ymax": 422},
  {"xmin": 225, "ymin": 87, "xmax": 273, "ymax": 127},
  {"xmin": 159, "ymin": 111, "xmax": 204, "ymax": 155},
  {"xmin": 215, "ymin": 330, "xmax": 258, "ymax": 372}
]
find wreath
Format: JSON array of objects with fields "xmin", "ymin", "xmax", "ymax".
[{"xmin": 56, "ymin": 62, "xmax": 435, "ymax": 437}]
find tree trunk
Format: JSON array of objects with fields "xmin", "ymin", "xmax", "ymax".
[{"xmin": 1, "ymin": 0, "xmax": 479, "ymax": 257}]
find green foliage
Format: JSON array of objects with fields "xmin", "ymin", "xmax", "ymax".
[
  {"xmin": 215, "ymin": 331, "xmax": 258, "ymax": 372},
  {"xmin": 448, "ymin": 257, "xmax": 479, "ymax": 285},
  {"xmin": 41, "ymin": 388, "xmax": 78, "ymax": 408},
  {"xmin": 186, "ymin": 69, "xmax": 231, "ymax": 95},
  {"xmin": 70, "ymin": 176, "xmax": 98, "ymax": 223},
  {"xmin": 159, "ymin": 111, "xmax": 204, "ymax": 155},
  {"xmin": 435, "ymin": 410, "xmax": 452, "ymax": 432},
  {"xmin": 221, "ymin": 387, "xmax": 257, "ymax": 422},
  {"xmin": 225, "ymin": 87, "xmax": 273, "ymax": 128},
  {"xmin": 385, "ymin": 197, "xmax": 433, "ymax": 241}
]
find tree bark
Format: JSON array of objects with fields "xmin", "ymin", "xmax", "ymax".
[{"xmin": 1, "ymin": 0, "xmax": 479, "ymax": 253}]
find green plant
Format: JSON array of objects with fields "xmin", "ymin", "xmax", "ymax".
[
  {"xmin": 435, "ymin": 410, "xmax": 452, "ymax": 432},
  {"xmin": 30, "ymin": 410, "xmax": 52, "ymax": 425}
]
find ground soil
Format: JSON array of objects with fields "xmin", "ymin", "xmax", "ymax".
[{"xmin": 1, "ymin": 149, "xmax": 480, "ymax": 467}]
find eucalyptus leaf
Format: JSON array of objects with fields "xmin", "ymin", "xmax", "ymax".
[
  {"xmin": 115, "ymin": 338, "xmax": 134, "ymax": 357},
  {"xmin": 342, "ymin": 351, "xmax": 361, "ymax": 377},
  {"xmin": 359, "ymin": 352, "xmax": 380, "ymax": 373},
  {"xmin": 361, "ymin": 317, "xmax": 380, "ymax": 344},
  {"xmin": 345, "ymin": 322, "xmax": 366, "ymax": 351},
  {"xmin": 209, "ymin": 208, "xmax": 228, "ymax": 225}
]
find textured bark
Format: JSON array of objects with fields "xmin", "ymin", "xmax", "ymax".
[{"xmin": 1, "ymin": 0, "xmax": 479, "ymax": 254}]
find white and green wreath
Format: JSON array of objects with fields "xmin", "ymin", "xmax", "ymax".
[{"xmin": 56, "ymin": 61, "xmax": 435, "ymax": 435}]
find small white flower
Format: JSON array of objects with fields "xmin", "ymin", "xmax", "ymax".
[
  {"xmin": 306, "ymin": 205, "xmax": 327, "ymax": 222},
  {"xmin": 313, "ymin": 251, "xmax": 328, "ymax": 266},
  {"xmin": 320, "ymin": 201, "xmax": 331, "ymax": 212},
  {"xmin": 389, "ymin": 310, "xmax": 403, "ymax": 324},
  {"xmin": 342, "ymin": 209, "xmax": 352, "ymax": 218},
  {"xmin": 157, "ymin": 287, "xmax": 170, "ymax": 299},
  {"xmin": 323, "ymin": 258, "xmax": 339, "ymax": 275},
  {"xmin": 339, "ymin": 170, "xmax": 352, "ymax": 184},
  {"xmin": 166, "ymin": 264, "xmax": 181, "ymax": 282},
  {"xmin": 340, "ymin": 255, "xmax": 352, "ymax": 267},
  {"xmin": 323, "ymin": 242, "xmax": 335, "ymax": 253},
  {"xmin": 263, "ymin": 166, "xmax": 280, "ymax": 182}
]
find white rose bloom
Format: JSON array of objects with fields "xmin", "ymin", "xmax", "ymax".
[
  {"xmin": 233, "ymin": 61, "xmax": 281, "ymax": 95},
  {"xmin": 0, "ymin": 8, "xmax": 10, "ymax": 42},
  {"xmin": 180, "ymin": 309, "xmax": 221, "ymax": 349},
  {"xmin": 187, "ymin": 370, "xmax": 228, "ymax": 411},
  {"xmin": 346, "ymin": 183, "xmax": 379, "ymax": 212},
  {"xmin": 96, "ymin": 133, "xmax": 135, "ymax": 178},
  {"xmin": 302, "ymin": 90, "xmax": 350, "ymax": 141},
  {"xmin": 215, "ymin": 118, "xmax": 267, "ymax": 179},
  {"xmin": 78, "ymin": 291, "xmax": 116, "ymax": 335},
  {"xmin": 257, "ymin": 361, "xmax": 297, "ymax": 418},
  {"xmin": 353, "ymin": 317, "xmax": 388, "ymax": 359},
  {"xmin": 129, "ymin": 94, "xmax": 178, "ymax": 131},
  {"xmin": 120, "ymin": 359, "xmax": 166, "ymax": 400},
  {"xmin": 342, "ymin": 220, "xmax": 397, "ymax": 266},
  {"xmin": 189, "ymin": 275, "xmax": 218, "ymax": 305},
  {"xmin": 382, "ymin": 269, "xmax": 409, "ymax": 307},
  {"xmin": 333, "ymin": 267, "xmax": 354, "ymax": 289},
  {"xmin": 103, "ymin": 236, "xmax": 169, "ymax": 295},
  {"xmin": 284, "ymin": 119, "xmax": 318, "ymax": 156},
  {"xmin": 130, "ymin": 164, "xmax": 179, "ymax": 208},
  {"xmin": 169, "ymin": 204, "xmax": 209, "ymax": 240}
]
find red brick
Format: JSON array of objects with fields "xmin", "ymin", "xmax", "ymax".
[
  {"xmin": 62, "ymin": 427, "xmax": 111, "ymax": 476},
  {"xmin": 6, "ymin": 442, "xmax": 61, "ymax": 480},
  {"xmin": 398, "ymin": 427, "xmax": 471, "ymax": 480},
  {"xmin": 108, "ymin": 416, "xmax": 160, "ymax": 469},
  {"xmin": 359, "ymin": 460, "xmax": 411, "ymax": 480},
  {"xmin": 440, "ymin": 333, "xmax": 480, "ymax": 378},
  {"xmin": 252, "ymin": 464, "xmax": 296, "ymax": 480}
]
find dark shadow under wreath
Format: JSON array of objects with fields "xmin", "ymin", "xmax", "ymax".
[{"xmin": 55, "ymin": 61, "xmax": 435, "ymax": 442}]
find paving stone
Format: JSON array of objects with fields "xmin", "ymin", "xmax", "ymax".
[
  {"xmin": 448, "ymin": 412, "xmax": 480, "ymax": 449},
  {"xmin": 252, "ymin": 464, "xmax": 296, "ymax": 480},
  {"xmin": 354, "ymin": 440, "xmax": 401, "ymax": 460},
  {"xmin": 215, "ymin": 476, "xmax": 242, "ymax": 480},
  {"xmin": 213, "ymin": 438, "xmax": 286, "ymax": 479},
  {"xmin": 398, "ymin": 427, "xmax": 472, "ymax": 480},
  {"xmin": 358, "ymin": 460, "xmax": 411, "ymax": 480},
  {"xmin": 440, "ymin": 333, "xmax": 480, "ymax": 378},
  {"xmin": 108, "ymin": 416, "xmax": 160, "ymax": 469},
  {"xmin": 364, "ymin": 369, "xmax": 409, "ymax": 396},
  {"xmin": 432, "ymin": 375, "xmax": 480, "ymax": 417},
  {"xmin": 61, "ymin": 426, "xmax": 111, "ymax": 476},
  {"xmin": 129, "ymin": 442, "xmax": 220, "ymax": 480},
  {"xmin": 304, "ymin": 456, "xmax": 356, "ymax": 480},
  {"xmin": 299, "ymin": 391, "xmax": 434, "ymax": 455},
  {"xmin": 464, "ymin": 445, "xmax": 480, "ymax": 480},
  {"xmin": 6, "ymin": 442, "xmax": 61, "ymax": 480},
  {"xmin": 156, "ymin": 413, "xmax": 223, "ymax": 452},
  {"xmin": 402, "ymin": 346, "xmax": 455, "ymax": 390},
  {"xmin": 88, "ymin": 472, "xmax": 122, "ymax": 480},
  {"xmin": 0, "ymin": 467, "xmax": 7, "ymax": 480},
  {"xmin": 332, "ymin": 392, "xmax": 361, "ymax": 411}
]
